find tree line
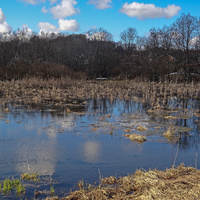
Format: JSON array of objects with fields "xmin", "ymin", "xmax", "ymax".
[{"xmin": 0, "ymin": 13, "xmax": 200, "ymax": 82}]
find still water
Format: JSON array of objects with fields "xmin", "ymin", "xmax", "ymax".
[{"xmin": 0, "ymin": 98, "xmax": 200, "ymax": 199}]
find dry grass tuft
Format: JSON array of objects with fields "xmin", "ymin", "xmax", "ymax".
[
  {"xmin": 163, "ymin": 125, "xmax": 176, "ymax": 137},
  {"xmin": 164, "ymin": 125, "xmax": 192, "ymax": 142},
  {"xmin": 124, "ymin": 133, "xmax": 147, "ymax": 144},
  {"xmin": 136, "ymin": 125, "xmax": 148, "ymax": 131},
  {"xmin": 49, "ymin": 164, "xmax": 200, "ymax": 200},
  {"xmin": 164, "ymin": 116, "xmax": 178, "ymax": 120}
]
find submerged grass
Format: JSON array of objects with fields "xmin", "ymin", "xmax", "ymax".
[
  {"xmin": 0, "ymin": 177, "xmax": 25, "ymax": 195},
  {"xmin": 47, "ymin": 164, "xmax": 200, "ymax": 200}
]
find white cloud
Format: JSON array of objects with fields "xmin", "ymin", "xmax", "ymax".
[
  {"xmin": 0, "ymin": 22, "xmax": 12, "ymax": 33},
  {"xmin": 48, "ymin": 0, "xmax": 57, "ymax": 4},
  {"xmin": 0, "ymin": 9, "xmax": 12, "ymax": 33},
  {"xmin": 190, "ymin": 36, "xmax": 200, "ymax": 46},
  {"xmin": 119, "ymin": 2, "xmax": 181, "ymax": 20},
  {"xmin": 19, "ymin": 0, "xmax": 45, "ymax": 5},
  {"xmin": 87, "ymin": 0, "xmax": 112, "ymax": 9},
  {"xmin": 38, "ymin": 19, "xmax": 80, "ymax": 33},
  {"xmin": 58, "ymin": 19, "xmax": 79, "ymax": 31},
  {"xmin": 0, "ymin": 8, "xmax": 5, "ymax": 23},
  {"xmin": 41, "ymin": 6, "xmax": 48, "ymax": 13},
  {"xmin": 38, "ymin": 22, "xmax": 58, "ymax": 32},
  {"xmin": 50, "ymin": 0, "xmax": 79, "ymax": 19}
]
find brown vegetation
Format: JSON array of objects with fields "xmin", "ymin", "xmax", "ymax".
[
  {"xmin": 46, "ymin": 164, "xmax": 200, "ymax": 200},
  {"xmin": 124, "ymin": 133, "xmax": 147, "ymax": 144},
  {"xmin": 1, "ymin": 78, "xmax": 200, "ymax": 108}
]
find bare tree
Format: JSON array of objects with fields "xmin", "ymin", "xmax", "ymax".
[
  {"xmin": 86, "ymin": 28, "xmax": 113, "ymax": 42},
  {"xmin": 172, "ymin": 13, "xmax": 200, "ymax": 81},
  {"xmin": 120, "ymin": 27, "xmax": 138, "ymax": 50}
]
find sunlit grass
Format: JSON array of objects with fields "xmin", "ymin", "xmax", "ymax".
[
  {"xmin": 21, "ymin": 173, "xmax": 39, "ymax": 182},
  {"xmin": 0, "ymin": 177, "xmax": 25, "ymax": 195}
]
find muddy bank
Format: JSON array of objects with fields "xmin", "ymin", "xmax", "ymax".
[{"xmin": 47, "ymin": 164, "xmax": 200, "ymax": 200}]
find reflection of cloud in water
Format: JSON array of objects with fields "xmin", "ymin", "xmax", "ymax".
[
  {"xmin": 15, "ymin": 137, "xmax": 57, "ymax": 176},
  {"xmin": 83, "ymin": 141, "xmax": 101, "ymax": 163},
  {"xmin": 120, "ymin": 141, "xmax": 142, "ymax": 156},
  {"xmin": 46, "ymin": 127, "xmax": 57, "ymax": 139},
  {"xmin": 57, "ymin": 115, "xmax": 75, "ymax": 130},
  {"xmin": 25, "ymin": 124, "xmax": 35, "ymax": 131},
  {"xmin": 119, "ymin": 114, "xmax": 150, "ymax": 128}
]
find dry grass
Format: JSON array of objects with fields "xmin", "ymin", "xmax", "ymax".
[
  {"xmin": 0, "ymin": 78, "xmax": 200, "ymax": 108},
  {"xmin": 164, "ymin": 125, "xmax": 192, "ymax": 142},
  {"xmin": 47, "ymin": 164, "xmax": 200, "ymax": 200},
  {"xmin": 136, "ymin": 125, "xmax": 148, "ymax": 131},
  {"xmin": 124, "ymin": 133, "xmax": 147, "ymax": 144}
]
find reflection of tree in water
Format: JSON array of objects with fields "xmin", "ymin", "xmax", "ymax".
[
  {"xmin": 178, "ymin": 131, "xmax": 200, "ymax": 150},
  {"xmin": 166, "ymin": 98, "xmax": 200, "ymax": 150},
  {"xmin": 87, "ymin": 98, "xmax": 148, "ymax": 116},
  {"xmin": 173, "ymin": 98, "xmax": 200, "ymax": 150}
]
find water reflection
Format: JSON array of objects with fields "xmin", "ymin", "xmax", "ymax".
[
  {"xmin": 83, "ymin": 141, "xmax": 101, "ymax": 163},
  {"xmin": 0, "ymin": 98, "xmax": 200, "ymax": 196},
  {"xmin": 15, "ymin": 137, "xmax": 57, "ymax": 176},
  {"xmin": 120, "ymin": 141, "xmax": 142, "ymax": 156}
]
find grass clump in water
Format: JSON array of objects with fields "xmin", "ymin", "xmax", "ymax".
[
  {"xmin": 50, "ymin": 186, "xmax": 55, "ymax": 196},
  {"xmin": 21, "ymin": 173, "xmax": 39, "ymax": 182},
  {"xmin": 136, "ymin": 125, "xmax": 148, "ymax": 131},
  {"xmin": 1, "ymin": 177, "xmax": 25, "ymax": 195},
  {"xmin": 16, "ymin": 183, "xmax": 25, "ymax": 195},
  {"xmin": 124, "ymin": 133, "xmax": 147, "ymax": 144},
  {"xmin": 163, "ymin": 125, "xmax": 192, "ymax": 142}
]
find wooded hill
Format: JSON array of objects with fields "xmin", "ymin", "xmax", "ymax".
[{"xmin": 0, "ymin": 13, "xmax": 200, "ymax": 82}]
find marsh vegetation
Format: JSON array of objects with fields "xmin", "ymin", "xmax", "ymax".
[
  {"xmin": 0, "ymin": 90, "xmax": 200, "ymax": 199},
  {"xmin": 1, "ymin": 12, "xmax": 200, "ymax": 199}
]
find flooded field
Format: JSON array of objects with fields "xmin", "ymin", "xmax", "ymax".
[{"xmin": 0, "ymin": 98, "xmax": 200, "ymax": 199}]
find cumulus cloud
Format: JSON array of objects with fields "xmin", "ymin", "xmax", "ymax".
[
  {"xmin": 119, "ymin": 2, "xmax": 181, "ymax": 20},
  {"xmin": 0, "ymin": 8, "xmax": 5, "ymax": 23},
  {"xmin": 50, "ymin": 0, "xmax": 79, "ymax": 19},
  {"xmin": 38, "ymin": 19, "xmax": 80, "ymax": 33},
  {"xmin": 0, "ymin": 9, "xmax": 12, "ymax": 33},
  {"xmin": 190, "ymin": 36, "xmax": 200, "ymax": 46},
  {"xmin": 87, "ymin": 0, "xmax": 112, "ymax": 9},
  {"xmin": 58, "ymin": 19, "xmax": 79, "ymax": 31},
  {"xmin": 41, "ymin": 6, "xmax": 48, "ymax": 13},
  {"xmin": 48, "ymin": 0, "xmax": 57, "ymax": 4},
  {"xmin": 19, "ymin": 0, "xmax": 45, "ymax": 5},
  {"xmin": 38, "ymin": 22, "xmax": 58, "ymax": 32}
]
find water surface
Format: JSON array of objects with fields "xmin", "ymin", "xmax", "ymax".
[{"xmin": 0, "ymin": 98, "xmax": 200, "ymax": 199}]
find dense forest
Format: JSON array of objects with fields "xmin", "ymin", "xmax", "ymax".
[{"xmin": 0, "ymin": 13, "xmax": 200, "ymax": 82}]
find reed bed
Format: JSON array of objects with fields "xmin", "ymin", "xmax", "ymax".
[
  {"xmin": 46, "ymin": 164, "xmax": 200, "ymax": 200},
  {"xmin": 0, "ymin": 78, "xmax": 200, "ymax": 108}
]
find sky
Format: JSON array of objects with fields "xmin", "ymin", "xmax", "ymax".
[{"xmin": 0, "ymin": 0, "xmax": 200, "ymax": 41}]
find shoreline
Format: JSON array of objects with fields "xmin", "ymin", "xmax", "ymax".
[{"xmin": 46, "ymin": 164, "xmax": 200, "ymax": 200}]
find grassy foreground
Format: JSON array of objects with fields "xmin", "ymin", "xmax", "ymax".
[{"xmin": 46, "ymin": 164, "xmax": 200, "ymax": 200}]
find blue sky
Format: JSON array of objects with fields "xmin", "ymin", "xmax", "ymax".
[{"xmin": 0, "ymin": 0, "xmax": 199, "ymax": 41}]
